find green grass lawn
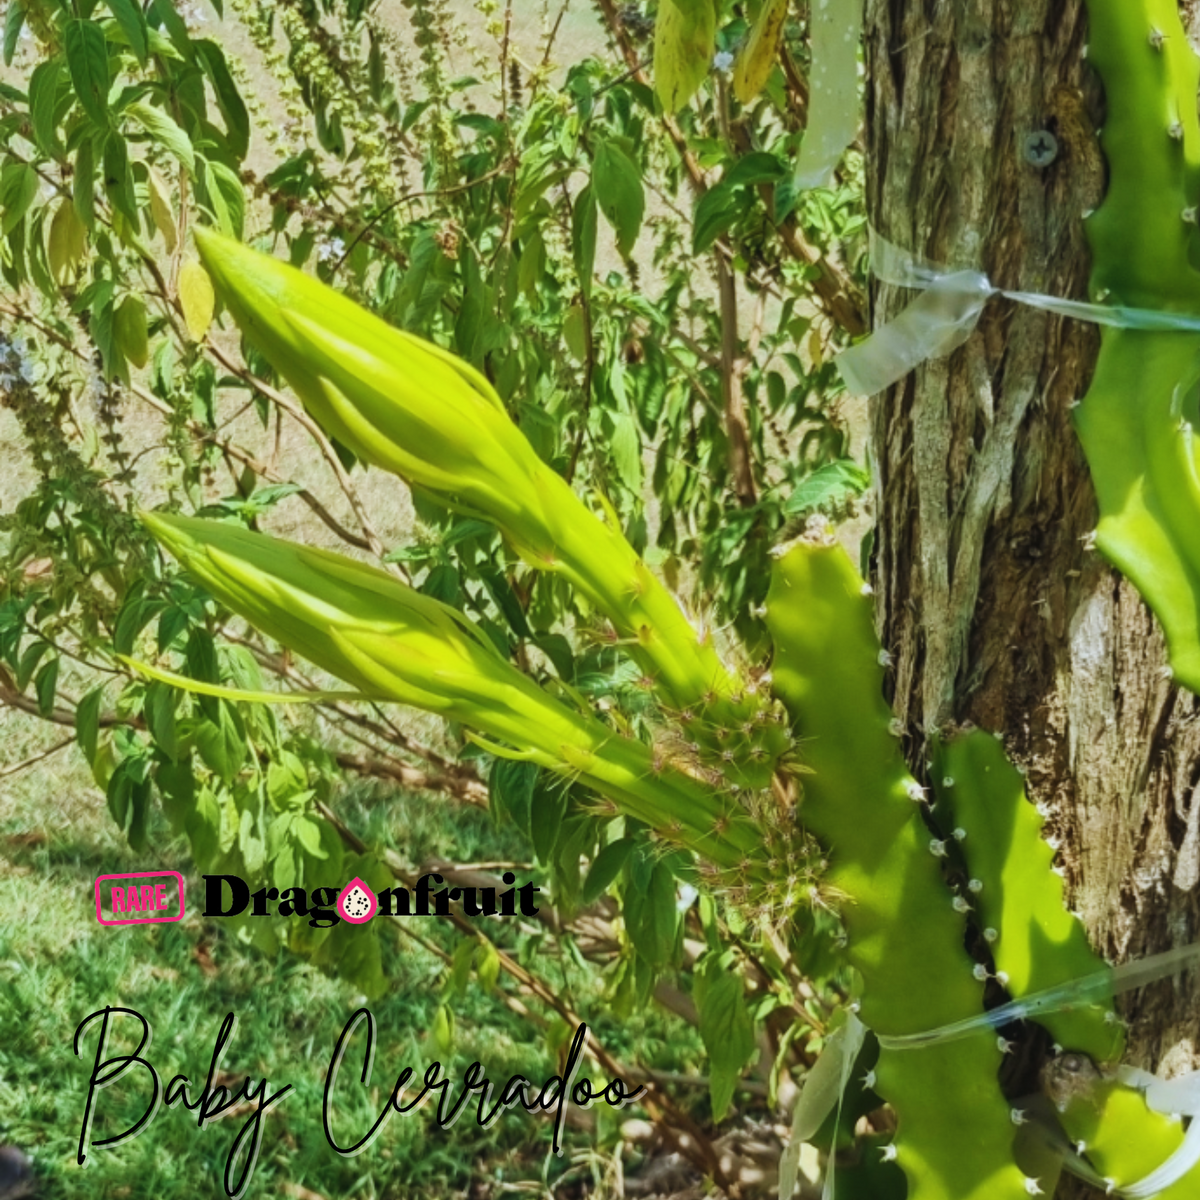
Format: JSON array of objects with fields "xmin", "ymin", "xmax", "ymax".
[{"xmin": 0, "ymin": 730, "xmax": 707, "ymax": 1200}]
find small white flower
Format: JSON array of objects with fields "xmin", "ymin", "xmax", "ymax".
[
  {"xmin": 317, "ymin": 235, "xmax": 347, "ymax": 264},
  {"xmin": 713, "ymin": 50, "xmax": 735, "ymax": 72}
]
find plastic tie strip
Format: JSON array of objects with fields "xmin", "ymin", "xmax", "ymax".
[
  {"xmin": 869, "ymin": 942, "xmax": 1200, "ymax": 1200},
  {"xmin": 784, "ymin": 947, "xmax": 1200, "ymax": 1199},
  {"xmin": 835, "ymin": 231, "xmax": 1200, "ymax": 397},
  {"xmin": 876, "ymin": 942, "xmax": 1200, "ymax": 1051}
]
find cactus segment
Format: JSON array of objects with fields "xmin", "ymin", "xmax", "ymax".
[
  {"xmin": 765, "ymin": 539, "xmax": 1029, "ymax": 1200},
  {"xmin": 142, "ymin": 512, "xmax": 761, "ymax": 871},
  {"xmin": 930, "ymin": 732, "xmax": 1123, "ymax": 1063},
  {"xmin": 1053, "ymin": 1080, "xmax": 1193, "ymax": 1199},
  {"xmin": 1073, "ymin": 0, "xmax": 1200, "ymax": 692},
  {"xmin": 193, "ymin": 229, "xmax": 783, "ymax": 785},
  {"xmin": 1074, "ymin": 331, "xmax": 1200, "ymax": 691}
]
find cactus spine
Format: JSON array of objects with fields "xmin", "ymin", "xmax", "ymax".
[
  {"xmin": 930, "ymin": 733, "xmax": 1123, "ymax": 1064},
  {"xmin": 1074, "ymin": 0, "xmax": 1200, "ymax": 690},
  {"xmin": 765, "ymin": 538, "xmax": 1030, "ymax": 1200}
]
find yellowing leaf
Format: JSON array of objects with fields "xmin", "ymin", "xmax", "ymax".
[
  {"xmin": 114, "ymin": 295, "xmax": 150, "ymax": 368},
  {"xmin": 733, "ymin": 0, "xmax": 789, "ymax": 104},
  {"xmin": 148, "ymin": 167, "xmax": 177, "ymax": 253},
  {"xmin": 47, "ymin": 199, "xmax": 87, "ymax": 283},
  {"xmin": 179, "ymin": 259, "xmax": 214, "ymax": 341},
  {"xmin": 654, "ymin": 0, "xmax": 715, "ymax": 115}
]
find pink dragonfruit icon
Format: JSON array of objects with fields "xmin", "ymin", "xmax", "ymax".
[{"xmin": 337, "ymin": 877, "xmax": 378, "ymax": 924}]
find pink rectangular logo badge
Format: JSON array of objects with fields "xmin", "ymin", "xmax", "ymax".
[{"xmin": 95, "ymin": 871, "xmax": 185, "ymax": 926}]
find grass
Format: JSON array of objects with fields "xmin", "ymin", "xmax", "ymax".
[{"xmin": 0, "ymin": 725, "xmax": 711, "ymax": 1200}]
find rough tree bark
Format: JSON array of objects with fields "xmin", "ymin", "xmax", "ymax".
[{"xmin": 864, "ymin": 0, "xmax": 1200, "ymax": 1192}]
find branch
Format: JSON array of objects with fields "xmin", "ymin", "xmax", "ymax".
[
  {"xmin": 717, "ymin": 257, "xmax": 758, "ymax": 506},
  {"xmin": 592, "ymin": 0, "xmax": 866, "ymax": 336}
]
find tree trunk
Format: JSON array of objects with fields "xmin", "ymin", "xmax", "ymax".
[{"xmin": 865, "ymin": 0, "xmax": 1200, "ymax": 1190}]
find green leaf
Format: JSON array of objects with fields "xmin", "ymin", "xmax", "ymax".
[
  {"xmin": 695, "ymin": 955, "xmax": 757, "ymax": 1121},
  {"xmin": 195, "ymin": 700, "xmax": 247, "ymax": 784},
  {"xmin": 34, "ymin": 655, "xmax": 60, "ymax": 717},
  {"xmin": 28, "ymin": 59, "xmax": 64, "ymax": 156},
  {"xmin": 194, "ymin": 41, "xmax": 249, "ymax": 157},
  {"xmin": 113, "ymin": 588, "xmax": 158, "ymax": 655},
  {"xmin": 723, "ymin": 151, "xmax": 787, "ymax": 189},
  {"xmin": 144, "ymin": 680, "xmax": 179, "ymax": 761},
  {"xmin": 431, "ymin": 1002, "xmax": 454, "ymax": 1054},
  {"xmin": 64, "ymin": 19, "xmax": 112, "ymax": 129},
  {"xmin": 150, "ymin": 0, "xmax": 193, "ymax": 59},
  {"xmin": 489, "ymin": 758, "xmax": 537, "ymax": 839},
  {"xmin": 623, "ymin": 853, "xmax": 677, "ymax": 969},
  {"xmin": 201, "ymin": 158, "xmax": 245, "ymax": 238},
  {"xmin": 0, "ymin": 163, "xmax": 37, "ymax": 236},
  {"xmin": 157, "ymin": 754, "xmax": 196, "ymax": 834},
  {"xmin": 449, "ymin": 939, "xmax": 474, "ymax": 995},
  {"xmin": 102, "ymin": 132, "xmax": 139, "ymax": 225},
  {"xmin": 692, "ymin": 182, "xmax": 743, "ymax": 254},
  {"xmin": 15, "ymin": 639, "xmax": 50, "ymax": 691},
  {"xmin": 125, "ymin": 100, "xmax": 194, "ymax": 172},
  {"xmin": 188, "ymin": 784, "xmax": 222, "ymax": 868},
  {"xmin": 593, "ymin": 140, "xmax": 644, "ymax": 257},
  {"xmin": 571, "ymin": 184, "xmax": 597, "ymax": 298},
  {"xmin": 105, "ymin": 0, "xmax": 149, "ymax": 63},
  {"xmin": 530, "ymin": 773, "xmax": 568, "ymax": 865},
  {"xmin": 3, "ymin": 2, "xmax": 25, "ymax": 67},
  {"xmin": 75, "ymin": 686, "xmax": 105, "ymax": 766},
  {"xmin": 653, "ymin": 0, "xmax": 715, "ymax": 114},
  {"xmin": 581, "ymin": 837, "xmax": 633, "ymax": 906},
  {"xmin": 73, "ymin": 135, "xmax": 97, "ymax": 231},
  {"xmin": 475, "ymin": 941, "xmax": 500, "ymax": 991},
  {"xmin": 783, "ymin": 459, "xmax": 870, "ymax": 517},
  {"xmin": 610, "ymin": 411, "xmax": 643, "ymax": 494}
]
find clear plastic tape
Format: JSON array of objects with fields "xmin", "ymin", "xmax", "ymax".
[
  {"xmin": 875, "ymin": 943, "xmax": 1200, "ymax": 1052},
  {"xmin": 864, "ymin": 944, "xmax": 1200, "ymax": 1197},
  {"xmin": 793, "ymin": 0, "xmax": 862, "ymax": 190},
  {"xmin": 836, "ymin": 232, "xmax": 1200, "ymax": 395}
]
